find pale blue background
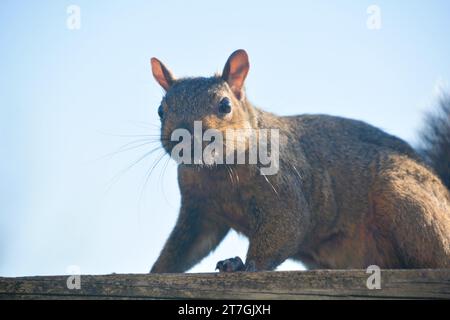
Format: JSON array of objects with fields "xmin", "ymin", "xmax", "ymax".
[{"xmin": 1, "ymin": 0, "xmax": 449, "ymax": 276}]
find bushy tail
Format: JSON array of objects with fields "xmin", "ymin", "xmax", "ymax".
[{"xmin": 419, "ymin": 93, "xmax": 450, "ymax": 190}]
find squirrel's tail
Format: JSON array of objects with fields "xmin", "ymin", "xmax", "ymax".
[{"xmin": 418, "ymin": 93, "xmax": 450, "ymax": 190}]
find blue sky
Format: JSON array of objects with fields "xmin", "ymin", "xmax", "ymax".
[{"xmin": 1, "ymin": 0, "xmax": 449, "ymax": 276}]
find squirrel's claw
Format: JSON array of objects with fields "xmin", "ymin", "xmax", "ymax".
[{"xmin": 215, "ymin": 256, "xmax": 245, "ymax": 272}]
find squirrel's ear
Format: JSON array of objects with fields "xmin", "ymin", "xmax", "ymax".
[
  {"xmin": 151, "ymin": 57, "xmax": 176, "ymax": 92},
  {"xmin": 222, "ymin": 49, "xmax": 250, "ymax": 100}
]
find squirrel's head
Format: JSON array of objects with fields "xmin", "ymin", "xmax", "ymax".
[{"xmin": 151, "ymin": 50, "xmax": 256, "ymax": 160}]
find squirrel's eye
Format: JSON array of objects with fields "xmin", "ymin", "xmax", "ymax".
[
  {"xmin": 219, "ymin": 97, "xmax": 232, "ymax": 114},
  {"xmin": 158, "ymin": 105, "xmax": 164, "ymax": 118}
]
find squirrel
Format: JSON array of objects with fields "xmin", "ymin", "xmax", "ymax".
[{"xmin": 149, "ymin": 49, "xmax": 450, "ymax": 272}]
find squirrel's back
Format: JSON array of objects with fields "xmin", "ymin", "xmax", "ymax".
[{"xmin": 281, "ymin": 113, "xmax": 420, "ymax": 166}]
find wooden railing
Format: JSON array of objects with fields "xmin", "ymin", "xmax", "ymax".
[{"xmin": 1, "ymin": 269, "xmax": 449, "ymax": 299}]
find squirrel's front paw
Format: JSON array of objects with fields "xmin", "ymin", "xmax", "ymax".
[{"xmin": 215, "ymin": 256, "xmax": 245, "ymax": 272}]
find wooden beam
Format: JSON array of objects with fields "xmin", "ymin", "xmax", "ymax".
[{"xmin": 1, "ymin": 269, "xmax": 449, "ymax": 300}]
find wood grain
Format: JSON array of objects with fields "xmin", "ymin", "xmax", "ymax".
[{"xmin": 1, "ymin": 269, "xmax": 449, "ymax": 300}]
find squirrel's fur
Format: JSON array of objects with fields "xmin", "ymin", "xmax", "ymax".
[
  {"xmin": 419, "ymin": 94, "xmax": 450, "ymax": 190},
  {"xmin": 150, "ymin": 50, "xmax": 450, "ymax": 272}
]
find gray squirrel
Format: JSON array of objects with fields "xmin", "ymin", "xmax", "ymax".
[{"xmin": 149, "ymin": 49, "xmax": 450, "ymax": 272}]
